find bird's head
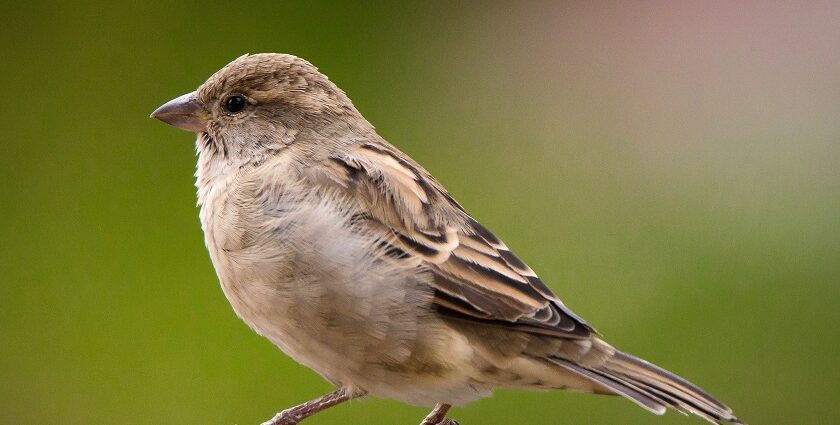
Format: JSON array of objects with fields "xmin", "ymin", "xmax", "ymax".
[{"xmin": 151, "ymin": 53, "xmax": 368, "ymax": 164}]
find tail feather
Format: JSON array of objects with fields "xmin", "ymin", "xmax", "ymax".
[
  {"xmin": 610, "ymin": 352, "xmax": 729, "ymax": 412},
  {"xmin": 548, "ymin": 357, "xmax": 668, "ymax": 415},
  {"xmin": 547, "ymin": 349, "xmax": 744, "ymax": 424}
]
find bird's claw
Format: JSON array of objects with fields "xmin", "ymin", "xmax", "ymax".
[
  {"xmin": 421, "ymin": 417, "xmax": 459, "ymax": 425},
  {"xmin": 261, "ymin": 408, "xmax": 301, "ymax": 425}
]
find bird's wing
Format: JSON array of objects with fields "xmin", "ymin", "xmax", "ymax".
[
  {"xmin": 310, "ymin": 141, "xmax": 595, "ymax": 339},
  {"xmin": 394, "ymin": 214, "xmax": 595, "ymax": 338}
]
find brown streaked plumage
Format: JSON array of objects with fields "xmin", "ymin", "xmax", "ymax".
[{"xmin": 151, "ymin": 53, "xmax": 744, "ymax": 425}]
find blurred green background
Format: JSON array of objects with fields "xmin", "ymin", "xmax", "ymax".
[{"xmin": 2, "ymin": 1, "xmax": 838, "ymax": 424}]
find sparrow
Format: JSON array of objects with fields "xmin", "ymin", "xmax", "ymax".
[{"xmin": 151, "ymin": 53, "xmax": 743, "ymax": 425}]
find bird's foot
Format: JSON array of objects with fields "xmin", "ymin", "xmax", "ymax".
[
  {"xmin": 259, "ymin": 388, "xmax": 360, "ymax": 425},
  {"xmin": 419, "ymin": 403, "xmax": 457, "ymax": 425},
  {"xmin": 261, "ymin": 408, "xmax": 301, "ymax": 425}
]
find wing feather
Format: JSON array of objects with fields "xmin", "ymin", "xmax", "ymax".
[{"xmin": 310, "ymin": 142, "xmax": 595, "ymax": 339}]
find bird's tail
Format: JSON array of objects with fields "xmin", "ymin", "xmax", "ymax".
[{"xmin": 547, "ymin": 349, "xmax": 744, "ymax": 424}]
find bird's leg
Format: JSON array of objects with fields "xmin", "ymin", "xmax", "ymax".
[
  {"xmin": 261, "ymin": 388, "xmax": 363, "ymax": 425},
  {"xmin": 419, "ymin": 403, "xmax": 458, "ymax": 425}
]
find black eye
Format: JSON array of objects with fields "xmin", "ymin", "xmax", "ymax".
[{"xmin": 224, "ymin": 95, "xmax": 246, "ymax": 113}]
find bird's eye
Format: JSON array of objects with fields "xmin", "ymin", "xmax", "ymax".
[{"xmin": 224, "ymin": 95, "xmax": 247, "ymax": 114}]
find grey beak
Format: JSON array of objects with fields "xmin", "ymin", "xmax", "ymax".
[{"xmin": 150, "ymin": 92, "xmax": 209, "ymax": 133}]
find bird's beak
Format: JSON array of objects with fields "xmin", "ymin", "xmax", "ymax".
[{"xmin": 150, "ymin": 92, "xmax": 209, "ymax": 133}]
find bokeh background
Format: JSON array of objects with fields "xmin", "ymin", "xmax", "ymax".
[{"xmin": 2, "ymin": 1, "xmax": 838, "ymax": 424}]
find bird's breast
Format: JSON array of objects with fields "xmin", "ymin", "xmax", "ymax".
[{"xmin": 192, "ymin": 161, "xmax": 491, "ymax": 405}]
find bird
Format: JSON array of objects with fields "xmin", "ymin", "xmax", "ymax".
[{"xmin": 151, "ymin": 53, "xmax": 743, "ymax": 425}]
